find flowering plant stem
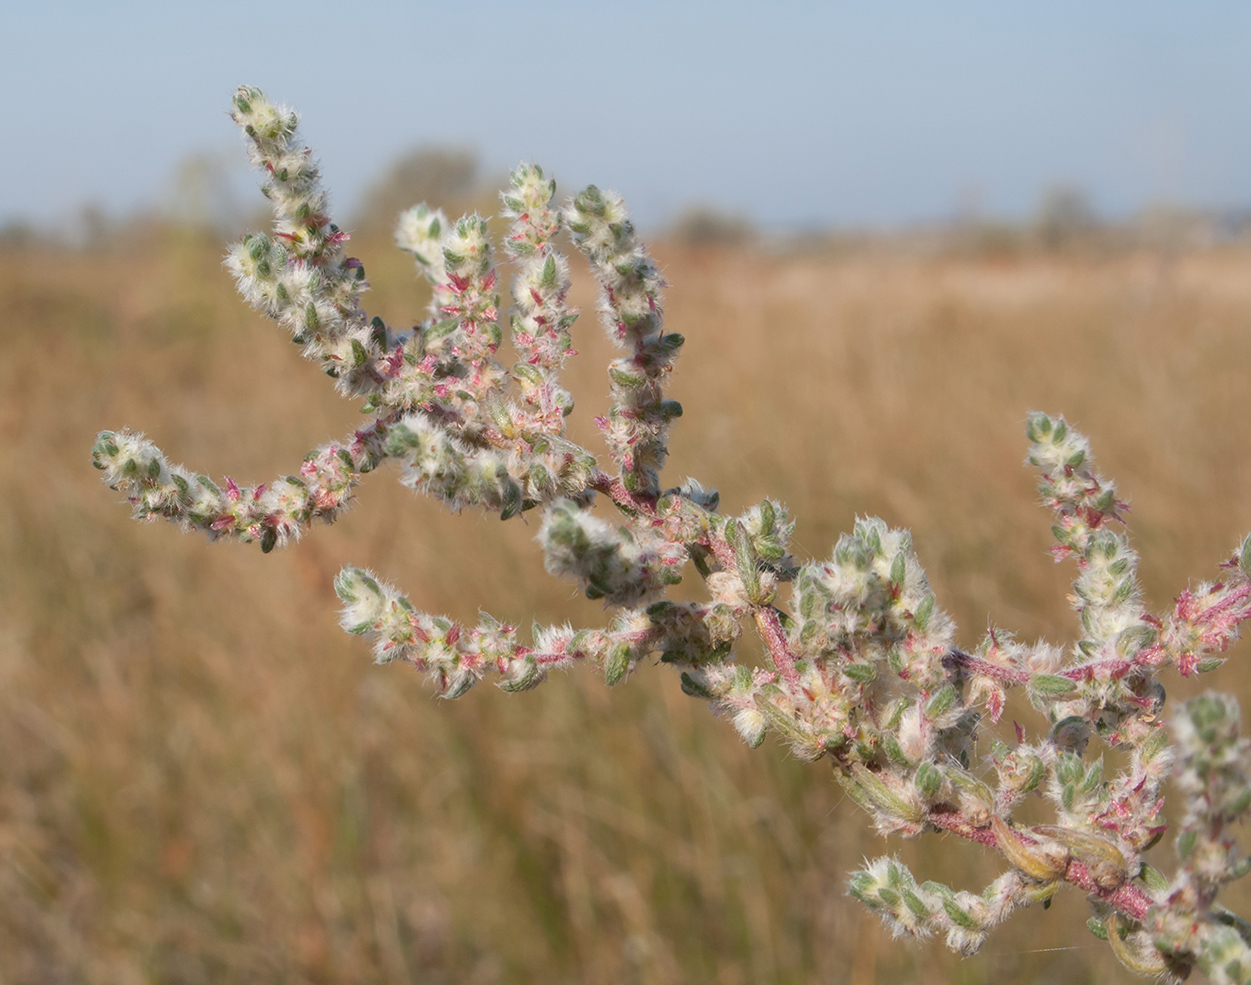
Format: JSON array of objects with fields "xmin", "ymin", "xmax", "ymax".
[{"xmin": 93, "ymin": 87, "xmax": 1251, "ymax": 983}]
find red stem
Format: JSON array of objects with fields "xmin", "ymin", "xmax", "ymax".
[
  {"xmin": 703, "ymin": 530, "xmax": 805, "ymax": 687},
  {"xmin": 755, "ymin": 606, "xmax": 802, "ymax": 689},
  {"xmin": 927, "ymin": 807, "xmax": 1156, "ymax": 922},
  {"xmin": 943, "ymin": 650, "xmax": 1030, "ymax": 685},
  {"xmin": 590, "ymin": 470, "xmax": 658, "ymax": 516}
]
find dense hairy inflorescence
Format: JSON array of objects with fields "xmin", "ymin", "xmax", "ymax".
[{"xmin": 94, "ymin": 87, "xmax": 1251, "ymax": 982}]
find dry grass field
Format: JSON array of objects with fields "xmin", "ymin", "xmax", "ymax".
[{"xmin": 2, "ymin": 224, "xmax": 1250, "ymax": 984}]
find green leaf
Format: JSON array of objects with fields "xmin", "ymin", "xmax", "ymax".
[
  {"xmin": 657, "ymin": 332, "xmax": 685, "ymax": 354},
  {"xmin": 1138, "ymin": 863, "xmax": 1169, "ymax": 892},
  {"xmin": 1054, "ymin": 750, "xmax": 1084, "ymax": 786},
  {"xmin": 842, "ymin": 662, "xmax": 877, "ymax": 684},
  {"xmin": 942, "ymin": 898, "xmax": 979, "ymax": 929},
  {"xmin": 945, "ymin": 765, "xmax": 993, "ymax": 808},
  {"xmin": 1019, "ymin": 756, "xmax": 1045, "ymax": 794},
  {"xmin": 659, "ymin": 399, "xmax": 683, "ymax": 420},
  {"xmin": 850, "ymin": 765, "xmax": 924, "ymax": 822},
  {"xmin": 604, "ymin": 642, "xmax": 631, "ymax": 686},
  {"xmin": 1030, "ymin": 673, "xmax": 1076, "ymax": 697},
  {"xmin": 914, "ymin": 594, "xmax": 934, "ymax": 631},
  {"xmin": 499, "ymin": 479, "xmax": 523, "ymax": 521},
  {"xmin": 498, "ymin": 657, "xmax": 541, "ymax": 693},
  {"xmin": 903, "ymin": 889, "xmax": 929, "ymax": 919},
  {"xmin": 1078, "ymin": 759, "xmax": 1103, "ymax": 795},
  {"xmin": 608, "ymin": 366, "xmax": 645, "ymax": 388},
  {"xmin": 679, "ymin": 672, "xmax": 713, "ymax": 699},
  {"xmin": 1177, "ymin": 829, "xmax": 1197, "ymax": 861},
  {"xmin": 924, "ymin": 684, "xmax": 957, "ymax": 719},
  {"xmin": 725, "ymin": 519, "xmax": 762, "ymax": 604},
  {"xmin": 848, "ymin": 872, "xmax": 876, "ymax": 904},
  {"xmin": 882, "ymin": 733, "xmax": 909, "ymax": 766},
  {"xmin": 915, "ymin": 762, "xmax": 942, "ymax": 799},
  {"xmin": 1140, "ymin": 728, "xmax": 1169, "ymax": 763}
]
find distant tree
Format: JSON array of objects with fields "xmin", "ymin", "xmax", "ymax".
[
  {"xmin": 1033, "ymin": 185, "xmax": 1097, "ymax": 249},
  {"xmin": 0, "ymin": 219, "xmax": 38, "ymax": 249},
  {"xmin": 355, "ymin": 147, "xmax": 480, "ymax": 234},
  {"xmin": 668, "ymin": 205, "xmax": 756, "ymax": 246},
  {"xmin": 161, "ymin": 150, "xmax": 255, "ymax": 235}
]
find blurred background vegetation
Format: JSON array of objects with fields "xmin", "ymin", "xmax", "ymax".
[{"xmin": 3, "ymin": 149, "xmax": 1251, "ymax": 985}]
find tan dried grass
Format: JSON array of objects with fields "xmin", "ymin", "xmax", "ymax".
[{"xmin": 1, "ymin": 229, "xmax": 1248, "ymax": 983}]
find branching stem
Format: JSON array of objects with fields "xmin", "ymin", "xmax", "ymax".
[
  {"xmin": 754, "ymin": 606, "xmax": 803, "ymax": 689},
  {"xmin": 928, "ymin": 807, "xmax": 1155, "ymax": 922}
]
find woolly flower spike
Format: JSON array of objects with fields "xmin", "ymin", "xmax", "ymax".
[
  {"xmin": 335, "ymin": 567, "xmax": 634, "ymax": 696},
  {"xmin": 396, "ymin": 204, "xmax": 449, "ymax": 279},
  {"xmin": 230, "ymin": 90, "xmax": 315, "ymax": 244},
  {"xmin": 435, "ymin": 215, "xmax": 502, "ymax": 360},
  {"xmin": 735, "ymin": 499, "xmax": 796, "ymax": 574},
  {"xmin": 539, "ymin": 498, "xmax": 685, "ymax": 606},
  {"xmin": 792, "ymin": 517, "xmax": 954, "ymax": 681},
  {"xmin": 226, "ymin": 87, "xmax": 384, "ymax": 396},
  {"xmin": 386, "ymin": 413, "xmax": 517, "ymax": 516},
  {"xmin": 566, "ymin": 185, "xmax": 683, "ymax": 497},
  {"xmin": 501, "ymin": 164, "xmax": 561, "ymax": 257},
  {"xmin": 1026, "ymin": 412, "xmax": 1145, "ymax": 655},
  {"xmin": 848, "ymin": 857, "xmax": 1033, "ymax": 956},
  {"xmin": 1162, "ymin": 575, "xmax": 1251, "ymax": 678},
  {"xmin": 384, "ymin": 414, "xmax": 597, "ymax": 518},
  {"xmin": 1138, "ymin": 694, "xmax": 1251, "ymax": 983},
  {"xmin": 383, "ymin": 211, "xmax": 512, "ymax": 431},
  {"xmin": 851, "ymin": 855, "xmax": 1052, "ymax": 959},
  {"xmin": 1172, "ymin": 694, "xmax": 1251, "ymax": 896},
  {"xmin": 91, "ymin": 426, "xmax": 382, "ymax": 551},
  {"xmin": 502, "ymin": 164, "xmax": 579, "ymax": 435},
  {"xmin": 848, "ymin": 857, "xmax": 945, "ymax": 940},
  {"xmin": 338, "ymin": 566, "xmax": 500, "ymax": 697},
  {"xmin": 336, "ymin": 567, "xmax": 523, "ymax": 697}
]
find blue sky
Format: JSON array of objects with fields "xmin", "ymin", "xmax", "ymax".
[{"xmin": 5, "ymin": 1, "xmax": 1250, "ymax": 231}]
